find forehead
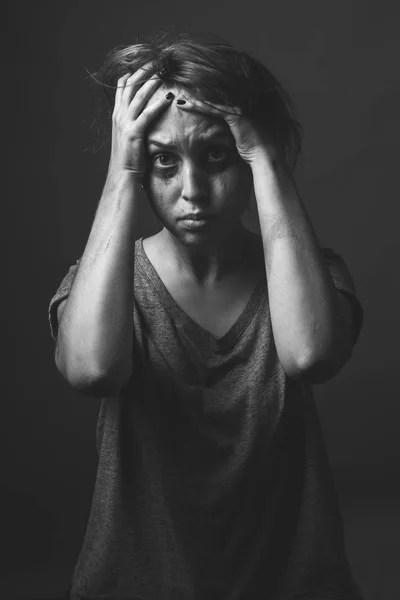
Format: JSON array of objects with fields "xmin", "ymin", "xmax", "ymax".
[{"xmin": 145, "ymin": 85, "xmax": 231, "ymax": 144}]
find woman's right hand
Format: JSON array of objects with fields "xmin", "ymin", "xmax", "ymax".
[{"xmin": 107, "ymin": 66, "xmax": 174, "ymax": 184}]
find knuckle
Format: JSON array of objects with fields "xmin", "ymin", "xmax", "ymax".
[
  {"xmin": 128, "ymin": 127, "xmax": 141, "ymax": 141},
  {"xmin": 121, "ymin": 123, "xmax": 137, "ymax": 139}
]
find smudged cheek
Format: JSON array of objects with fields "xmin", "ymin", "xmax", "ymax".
[
  {"xmin": 217, "ymin": 167, "xmax": 250, "ymax": 207},
  {"xmin": 148, "ymin": 173, "xmax": 176, "ymax": 196},
  {"xmin": 147, "ymin": 178, "xmax": 181, "ymax": 219}
]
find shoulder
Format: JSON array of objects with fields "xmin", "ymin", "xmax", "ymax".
[
  {"xmin": 142, "ymin": 233, "xmax": 165, "ymax": 274},
  {"xmin": 142, "ymin": 234, "xmax": 158, "ymax": 257}
]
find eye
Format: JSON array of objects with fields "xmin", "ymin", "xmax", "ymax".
[
  {"xmin": 207, "ymin": 146, "xmax": 228, "ymax": 162},
  {"xmin": 153, "ymin": 153, "xmax": 178, "ymax": 168}
]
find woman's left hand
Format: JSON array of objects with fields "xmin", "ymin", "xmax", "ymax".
[{"xmin": 176, "ymin": 96, "xmax": 280, "ymax": 167}]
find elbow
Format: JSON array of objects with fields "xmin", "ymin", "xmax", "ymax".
[
  {"xmin": 296, "ymin": 357, "xmax": 347, "ymax": 385},
  {"xmin": 293, "ymin": 341, "xmax": 353, "ymax": 385},
  {"xmin": 279, "ymin": 302, "xmax": 356, "ymax": 384},
  {"xmin": 55, "ymin": 345, "xmax": 132, "ymax": 397}
]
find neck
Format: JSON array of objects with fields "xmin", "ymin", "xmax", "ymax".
[{"xmin": 160, "ymin": 222, "xmax": 251, "ymax": 287}]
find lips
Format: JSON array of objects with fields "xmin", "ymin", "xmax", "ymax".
[
  {"xmin": 181, "ymin": 219, "xmax": 211, "ymax": 230},
  {"xmin": 180, "ymin": 214, "xmax": 213, "ymax": 220}
]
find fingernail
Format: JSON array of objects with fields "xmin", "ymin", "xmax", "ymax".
[
  {"xmin": 165, "ymin": 92, "xmax": 174, "ymax": 100},
  {"xmin": 177, "ymin": 99, "xmax": 186, "ymax": 105}
]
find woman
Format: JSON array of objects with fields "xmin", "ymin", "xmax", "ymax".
[{"xmin": 49, "ymin": 32, "xmax": 365, "ymax": 600}]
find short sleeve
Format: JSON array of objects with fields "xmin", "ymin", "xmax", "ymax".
[
  {"xmin": 322, "ymin": 247, "xmax": 364, "ymax": 346},
  {"xmin": 48, "ymin": 258, "xmax": 81, "ymax": 341}
]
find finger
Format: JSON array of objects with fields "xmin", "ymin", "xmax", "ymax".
[
  {"xmin": 177, "ymin": 97, "xmax": 242, "ymax": 117},
  {"xmin": 134, "ymin": 92, "xmax": 175, "ymax": 134},
  {"xmin": 126, "ymin": 77, "xmax": 165, "ymax": 121},
  {"xmin": 114, "ymin": 73, "xmax": 131, "ymax": 112},
  {"xmin": 120, "ymin": 63, "xmax": 155, "ymax": 110}
]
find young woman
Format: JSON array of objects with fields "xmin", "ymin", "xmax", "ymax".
[{"xmin": 49, "ymin": 32, "xmax": 365, "ymax": 600}]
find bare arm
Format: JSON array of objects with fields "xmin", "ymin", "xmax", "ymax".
[
  {"xmin": 252, "ymin": 153, "xmax": 354, "ymax": 380},
  {"xmin": 55, "ymin": 68, "xmax": 174, "ymax": 396},
  {"xmin": 55, "ymin": 171, "xmax": 140, "ymax": 396}
]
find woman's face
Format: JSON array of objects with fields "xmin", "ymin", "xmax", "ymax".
[{"xmin": 143, "ymin": 85, "xmax": 253, "ymax": 246}]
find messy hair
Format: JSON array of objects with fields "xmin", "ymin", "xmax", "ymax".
[{"xmin": 90, "ymin": 31, "xmax": 303, "ymax": 170}]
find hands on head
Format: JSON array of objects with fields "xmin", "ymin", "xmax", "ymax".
[{"xmin": 108, "ymin": 65, "xmax": 176, "ymax": 181}]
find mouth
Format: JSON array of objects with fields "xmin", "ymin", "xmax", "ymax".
[
  {"xmin": 180, "ymin": 214, "xmax": 214, "ymax": 220},
  {"xmin": 179, "ymin": 217, "xmax": 214, "ymax": 231}
]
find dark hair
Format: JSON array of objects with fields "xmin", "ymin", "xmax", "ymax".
[{"xmin": 90, "ymin": 31, "xmax": 303, "ymax": 170}]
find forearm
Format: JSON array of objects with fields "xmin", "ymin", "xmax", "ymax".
[
  {"xmin": 56, "ymin": 171, "xmax": 140, "ymax": 392},
  {"xmin": 252, "ymin": 153, "xmax": 344, "ymax": 375}
]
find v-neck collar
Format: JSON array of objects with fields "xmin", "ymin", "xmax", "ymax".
[{"xmin": 136, "ymin": 236, "xmax": 267, "ymax": 354}]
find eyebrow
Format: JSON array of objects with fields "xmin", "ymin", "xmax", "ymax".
[{"xmin": 147, "ymin": 129, "xmax": 230, "ymax": 148}]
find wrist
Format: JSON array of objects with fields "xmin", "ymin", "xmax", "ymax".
[
  {"xmin": 251, "ymin": 147, "xmax": 293, "ymax": 183},
  {"xmin": 250, "ymin": 144, "xmax": 284, "ymax": 170},
  {"xmin": 251, "ymin": 151, "xmax": 300, "ymax": 208},
  {"xmin": 104, "ymin": 168, "xmax": 143, "ymax": 197}
]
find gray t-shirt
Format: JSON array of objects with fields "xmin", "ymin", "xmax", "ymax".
[{"xmin": 48, "ymin": 236, "xmax": 365, "ymax": 600}]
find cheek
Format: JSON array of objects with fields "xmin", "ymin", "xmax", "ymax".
[
  {"xmin": 146, "ymin": 177, "xmax": 178, "ymax": 216},
  {"xmin": 148, "ymin": 169, "xmax": 180, "ymax": 193},
  {"xmin": 220, "ymin": 163, "xmax": 252, "ymax": 200}
]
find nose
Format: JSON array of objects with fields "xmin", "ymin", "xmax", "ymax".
[{"xmin": 181, "ymin": 161, "xmax": 208, "ymax": 202}]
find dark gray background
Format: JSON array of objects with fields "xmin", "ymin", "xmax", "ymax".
[{"xmin": 4, "ymin": 0, "xmax": 399, "ymax": 598}]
